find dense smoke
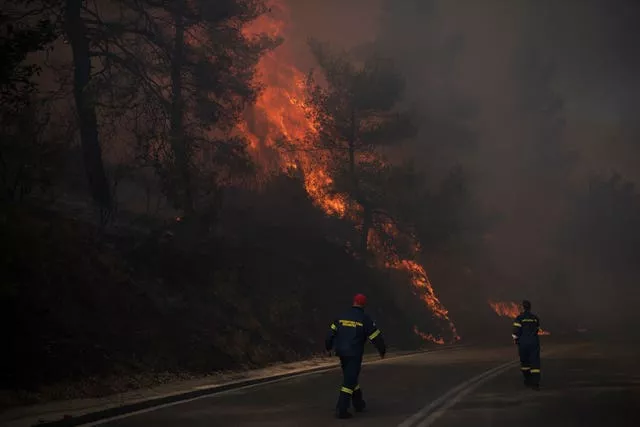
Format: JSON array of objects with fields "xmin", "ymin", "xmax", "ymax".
[{"xmin": 285, "ymin": 0, "xmax": 640, "ymax": 331}]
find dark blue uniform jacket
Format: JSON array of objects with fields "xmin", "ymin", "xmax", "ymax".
[
  {"xmin": 512, "ymin": 310, "xmax": 541, "ymax": 345},
  {"xmin": 325, "ymin": 306, "xmax": 386, "ymax": 358}
]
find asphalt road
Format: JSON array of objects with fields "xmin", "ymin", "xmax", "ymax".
[{"xmin": 96, "ymin": 339, "xmax": 638, "ymax": 427}]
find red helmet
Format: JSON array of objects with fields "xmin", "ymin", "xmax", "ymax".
[{"xmin": 353, "ymin": 293, "xmax": 367, "ymax": 307}]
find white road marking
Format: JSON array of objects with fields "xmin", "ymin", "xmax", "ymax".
[
  {"xmin": 399, "ymin": 346, "xmax": 562, "ymax": 427},
  {"xmin": 415, "ymin": 362, "xmax": 517, "ymax": 427},
  {"xmin": 396, "ymin": 360, "xmax": 519, "ymax": 427}
]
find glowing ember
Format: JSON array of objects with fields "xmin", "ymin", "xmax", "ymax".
[
  {"xmin": 488, "ymin": 300, "xmax": 521, "ymax": 318},
  {"xmin": 241, "ymin": 0, "xmax": 457, "ymax": 340}
]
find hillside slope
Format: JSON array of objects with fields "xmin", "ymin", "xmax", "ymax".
[{"xmin": 0, "ymin": 181, "xmax": 438, "ymax": 407}]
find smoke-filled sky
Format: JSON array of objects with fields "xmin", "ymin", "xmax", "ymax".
[
  {"xmin": 283, "ymin": 0, "xmax": 640, "ymax": 323},
  {"xmin": 288, "ymin": 0, "xmax": 640, "ymax": 179}
]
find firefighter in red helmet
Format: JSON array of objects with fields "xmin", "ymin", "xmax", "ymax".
[{"xmin": 325, "ymin": 293, "xmax": 386, "ymax": 419}]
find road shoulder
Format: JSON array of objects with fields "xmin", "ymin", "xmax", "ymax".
[{"xmin": 1, "ymin": 347, "xmax": 458, "ymax": 427}]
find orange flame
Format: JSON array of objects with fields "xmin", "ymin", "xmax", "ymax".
[
  {"xmin": 242, "ymin": 0, "xmax": 347, "ymax": 217},
  {"xmin": 373, "ymin": 221, "xmax": 459, "ymax": 342},
  {"xmin": 488, "ymin": 300, "xmax": 521, "ymax": 318},
  {"xmin": 489, "ymin": 301, "xmax": 551, "ymax": 336},
  {"xmin": 413, "ymin": 326, "xmax": 445, "ymax": 345},
  {"xmin": 241, "ymin": 1, "xmax": 457, "ymax": 340}
]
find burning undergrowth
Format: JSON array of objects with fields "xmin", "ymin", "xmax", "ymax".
[{"xmin": 240, "ymin": 0, "xmax": 458, "ymax": 343}]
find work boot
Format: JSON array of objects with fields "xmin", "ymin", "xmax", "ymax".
[
  {"xmin": 336, "ymin": 392, "xmax": 351, "ymax": 418},
  {"xmin": 336, "ymin": 411, "xmax": 353, "ymax": 419},
  {"xmin": 352, "ymin": 389, "xmax": 366, "ymax": 412},
  {"xmin": 353, "ymin": 399, "xmax": 366, "ymax": 413}
]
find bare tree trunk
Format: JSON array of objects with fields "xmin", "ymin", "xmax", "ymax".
[
  {"xmin": 65, "ymin": 0, "xmax": 111, "ymax": 219},
  {"xmin": 169, "ymin": 1, "xmax": 193, "ymax": 215}
]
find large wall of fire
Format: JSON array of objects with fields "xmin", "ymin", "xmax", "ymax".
[{"xmin": 240, "ymin": 0, "xmax": 458, "ymax": 343}]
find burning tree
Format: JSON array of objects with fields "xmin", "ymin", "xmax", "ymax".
[
  {"xmin": 112, "ymin": 0, "xmax": 280, "ymax": 216},
  {"xmin": 300, "ymin": 41, "xmax": 458, "ymax": 341},
  {"xmin": 235, "ymin": 2, "xmax": 460, "ymax": 343},
  {"xmin": 304, "ymin": 39, "xmax": 415, "ymax": 254}
]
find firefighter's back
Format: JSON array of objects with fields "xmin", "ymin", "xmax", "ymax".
[
  {"xmin": 334, "ymin": 307, "xmax": 369, "ymax": 357},
  {"xmin": 516, "ymin": 311, "xmax": 540, "ymax": 344}
]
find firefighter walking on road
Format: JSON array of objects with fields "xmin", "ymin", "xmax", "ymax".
[
  {"xmin": 325, "ymin": 293, "xmax": 386, "ymax": 419},
  {"xmin": 512, "ymin": 300, "xmax": 542, "ymax": 390}
]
